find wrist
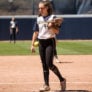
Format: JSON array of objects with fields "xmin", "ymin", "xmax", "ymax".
[{"xmin": 31, "ymin": 44, "xmax": 34, "ymax": 47}]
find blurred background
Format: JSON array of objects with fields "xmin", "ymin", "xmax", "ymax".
[
  {"xmin": 0, "ymin": 0, "xmax": 92, "ymax": 15},
  {"xmin": 0, "ymin": 0, "xmax": 92, "ymax": 40}
]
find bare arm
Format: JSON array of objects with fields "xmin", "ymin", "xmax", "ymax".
[
  {"xmin": 38, "ymin": 17, "xmax": 63, "ymax": 25},
  {"xmin": 31, "ymin": 31, "xmax": 38, "ymax": 46},
  {"xmin": 54, "ymin": 17, "xmax": 63, "ymax": 26},
  {"xmin": 47, "ymin": 17, "xmax": 63, "ymax": 34},
  {"xmin": 16, "ymin": 27, "xmax": 19, "ymax": 33},
  {"xmin": 31, "ymin": 31, "xmax": 38, "ymax": 53},
  {"xmin": 10, "ymin": 28, "xmax": 12, "ymax": 34}
]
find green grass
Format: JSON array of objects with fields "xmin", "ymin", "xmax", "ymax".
[
  {"xmin": 57, "ymin": 40, "xmax": 92, "ymax": 55},
  {"xmin": 0, "ymin": 40, "xmax": 92, "ymax": 55},
  {"xmin": 0, "ymin": 41, "xmax": 39, "ymax": 55}
]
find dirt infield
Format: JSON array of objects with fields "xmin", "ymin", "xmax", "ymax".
[{"xmin": 0, "ymin": 55, "xmax": 92, "ymax": 92}]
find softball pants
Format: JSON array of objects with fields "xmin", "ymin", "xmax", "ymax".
[
  {"xmin": 39, "ymin": 38, "xmax": 64, "ymax": 86},
  {"xmin": 10, "ymin": 28, "xmax": 16, "ymax": 43}
]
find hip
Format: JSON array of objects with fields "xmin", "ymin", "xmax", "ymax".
[{"xmin": 39, "ymin": 38, "xmax": 55, "ymax": 47}]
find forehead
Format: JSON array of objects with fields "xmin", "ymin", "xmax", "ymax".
[{"xmin": 39, "ymin": 2, "xmax": 45, "ymax": 7}]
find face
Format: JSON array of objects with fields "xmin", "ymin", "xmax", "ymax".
[
  {"xmin": 38, "ymin": 2, "xmax": 48, "ymax": 16},
  {"xmin": 12, "ymin": 17, "xmax": 15, "ymax": 21}
]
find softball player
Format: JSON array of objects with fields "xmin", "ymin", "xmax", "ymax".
[
  {"xmin": 10, "ymin": 17, "xmax": 18, "ymax": 43},
  {"xmin": 31, "ymin": 1, "xmax": 66, "ymax": 91}
]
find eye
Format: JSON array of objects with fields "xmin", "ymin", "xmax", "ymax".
[{"xmin": 39, "ymin": 7, "xmax": 45, "ymax": 10}]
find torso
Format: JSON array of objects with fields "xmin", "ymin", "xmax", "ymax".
[{"xmin": 37, "ymin": 15, "xmax": 56, "ymax": 39}]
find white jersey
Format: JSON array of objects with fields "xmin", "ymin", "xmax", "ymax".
[
  {"xmin": 37, "ymin": 15, "xmax": 56, "ymax": 39},
  {"xmin": 10, "ymin": 21, "xmax": 16, "ymax": 29}
]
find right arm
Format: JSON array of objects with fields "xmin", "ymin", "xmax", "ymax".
[
  {"xmin": 31, "ymin": 21, "xmax": 39, "ymax": 53},
  {"xmin": 31, "ymin": 31, "xmax": 38, "ymax": 53},
  {"xmin": 16, "ymin": 22, "xmax": 19, "ymax": 33},
  {"xmin": 10, "ymin": 21, "xmax": 12, "ymax": 34},
  {"xmin": 31, "ymin": 31, "xmax": 38, "ymax": 46}
]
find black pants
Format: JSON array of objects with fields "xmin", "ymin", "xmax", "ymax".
[
  {"xmin": 10, "ymin": 28, "xmax": 16, "ymax": 43},
  {"xmin": 53, "ymin": 38, "xmax": 57, "ymax": 56},
  {"xmin": 39, "ymin": 38, "xmax": 64, "ymax": 86}
]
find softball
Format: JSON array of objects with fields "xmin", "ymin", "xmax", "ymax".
[{"xmin": 33, "ymin": 41, "xmax": 39, "ymax": 47}]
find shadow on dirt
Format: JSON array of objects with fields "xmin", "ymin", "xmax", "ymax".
[
  {"xmin": 32, "ymin": 90, "xmax": 90, "ymax": 92},
  {"xmin": 54, "ymin": 90, "xmax": 89, "ymax": 92}
]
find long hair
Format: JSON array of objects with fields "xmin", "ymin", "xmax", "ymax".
[{"xmin": 38, "ymin": 1, "xmax": 53, "ymax": 16}]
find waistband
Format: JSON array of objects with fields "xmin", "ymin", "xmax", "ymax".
[{"xmin": 38, "ymin": 37, "xmax": 55, "ymax": 41}]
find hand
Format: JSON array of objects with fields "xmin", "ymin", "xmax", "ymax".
[
  {"xmin": 31, "ymin": 45, "xmax": 35, "ymax": 53},
  {"xmin": 48, "ymin": 21, "xmax": 58, "ymax": 28}
]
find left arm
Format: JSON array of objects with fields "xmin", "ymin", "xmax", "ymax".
[
  {"xmin": 15, "ymin": 21, "xmax": 19, "ymax": 33},
  {"xmin": 16, "ymin": 26, "xmax": 19, "ymax": 33},
  {"xmin": 48, "ymin": 17, "xmax": 63, "ymax": 34}
]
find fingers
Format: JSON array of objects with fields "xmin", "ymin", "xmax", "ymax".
[
  {"xmin": 32, "ymin": 48, "xmax": 35, "ymax": 53},
  {"xmin": 31, "ymin": 46, "xmax": 35, "ymax": 53}
]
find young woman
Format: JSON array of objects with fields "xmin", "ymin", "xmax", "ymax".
[
  {"xmin": 31, "ymin": 1, "xmax": 66, "ymax": 91},
  {"xmin": 10, "ymin": 17, "xmax": 18, "ymax": 43}
]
